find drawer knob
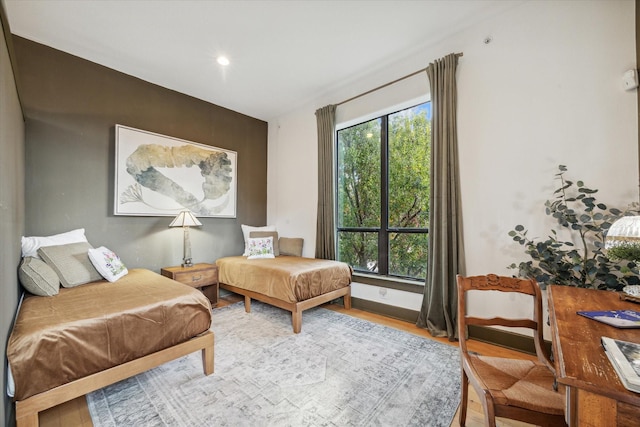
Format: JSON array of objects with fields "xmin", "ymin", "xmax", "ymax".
[{"xmin": 192, "ymin": 275, "xmax": 202, "ymax": 281}]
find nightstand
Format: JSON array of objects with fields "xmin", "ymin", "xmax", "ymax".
[{"xmin": 161, "ymin": 262, "xmax": 218, "ymax": 306}]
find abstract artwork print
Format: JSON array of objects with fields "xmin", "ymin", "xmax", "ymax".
[{"xmin": 114, "ymin": 125, "xmax": 237, "ymax": 217}]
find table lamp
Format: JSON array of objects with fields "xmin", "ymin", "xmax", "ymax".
[
  {"xmin": 605, "ymin": 216, "xmax": 640, "ymax": 248},
  {"xmin": 169, "ymin": 210, "xmax": 202, "ymax": 267}
]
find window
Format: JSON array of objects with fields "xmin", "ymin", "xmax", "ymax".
[{"xmin": 336, "ymin": 102, "xmax": 430, "ymax": 281}]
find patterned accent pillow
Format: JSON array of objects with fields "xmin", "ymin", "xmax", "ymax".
[
  {"xmin": 249, "ymin": 231, "xmax": 280, "ymax": 256},
  {"xmin": 241, "ymin": 224, "xmax": 276, "ymax": 256},
  {"xmin": 18, "ymin": 256, "xmax": 60, "ymax": 296},
  {"xmin": 88, "ymin": 246, "xmax": 128, "ymax": 282},
  {"xmin": 38, "ymin": 241, "xmax": 102, "ymax": 288},
  {"xmin": 247, "ymin": 236, "xmax": 275, "ymax": 259}
]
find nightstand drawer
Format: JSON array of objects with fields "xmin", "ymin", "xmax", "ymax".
[{"xmin": 172, "ymin": 268, "xmax": 217, "ymax": 288}]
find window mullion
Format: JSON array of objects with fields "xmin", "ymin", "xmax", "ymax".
[{"xmin": 379, "ymin": 116, "xmax": 389, "ymax": 275}]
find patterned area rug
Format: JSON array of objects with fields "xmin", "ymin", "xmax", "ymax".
[{"xmin": 87, "ymin": 302, "xmax": 461, "ymax": 426}]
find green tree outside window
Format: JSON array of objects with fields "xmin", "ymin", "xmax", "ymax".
[{"xmin": 337, "ymin": 103, "xmax": 430, "ymax": 281}]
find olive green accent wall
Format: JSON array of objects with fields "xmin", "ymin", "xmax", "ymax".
[
  {"xmin": 13, "ymin": 36, "xmax": 268, "ymax": 272},
  {"xmin": 0, "ymin": 6, "xmax": 25, "ymax": 426},
  {"xmin": 637, "ymin": 0, "xmax": 640, "ymax": 192}
]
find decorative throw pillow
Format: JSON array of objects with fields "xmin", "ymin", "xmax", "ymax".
[
  {"xmin": 18, "ymin": 257, "xmax": 60, "ymax": 296},
  {"xmin": 38, "ymin": 241, "xmax": 102, "ymax": 288},
  {"xmin": 88, "ymin": 246, "xmax": 128, "ymax": 282},
  {"xmin": 21, "ymin": 228, "xmax": 88, "ymax": 259},
  {"xmin": 249, "ymin": 231, "xmax": 280, "ymax": 256},
  {"xmin": 241, "ymin": 224, "xmax": 276, "ymax": 256},
  {"xmin": 279, "ymin": 237, "xmax": 304, "ymax": 257},
  {"xmin": 247, "ymin": 236, "xmax": 275, "ymax": 259}
]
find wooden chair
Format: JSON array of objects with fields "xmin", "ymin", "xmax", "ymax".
[{"xmin": 456, "ymin": 274, "xmax": 567, "ymax": 427}]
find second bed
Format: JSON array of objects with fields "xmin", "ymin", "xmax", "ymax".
[{"xmin": 216, "ymin": 255, "xmax": 352, "ymax": 333}]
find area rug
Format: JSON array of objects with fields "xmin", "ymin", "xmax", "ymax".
[{"xmin": 87, "ymin": 302, "xmax": 461, "ymax": 426}]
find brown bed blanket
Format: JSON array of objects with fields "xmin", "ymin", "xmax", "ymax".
[
  {"xmin": 216, "ymin": 255, "xmax": 352, "ymax": 303},
  {"xmin": 8, "ymin": 268, "xmax": 212, "ymax": 401}
]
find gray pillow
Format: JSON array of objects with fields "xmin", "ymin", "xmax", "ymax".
[
  {"xmin": 279, "ymin": 237, "xmax": 304, "ymax": 257},
  {"xmin": 18, "ymin": 256, "xmax": 60, "ymax": 296},
  {"xmin": 38, "ymin": 241, "xmax": 102, "ymax": 288},
  {"xmin": 250, "ymin": 231, "xmax": 280, "ymax": 256}
]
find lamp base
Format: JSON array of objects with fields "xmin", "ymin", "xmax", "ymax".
[{"xmin": 182, "ymin": 258, "xmax": 194, "ymax": 268}]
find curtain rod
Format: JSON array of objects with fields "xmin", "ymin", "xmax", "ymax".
[{"xmin": 336, "ymin": 52, "xmax": 463, "ymax": 107}]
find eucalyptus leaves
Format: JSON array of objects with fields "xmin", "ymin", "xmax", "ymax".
[{"xmin": 508, "ymin": 165, "xmax": 640, "ymax": 290}]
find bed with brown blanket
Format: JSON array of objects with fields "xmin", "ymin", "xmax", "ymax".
[
  {"xmin": 7, "ymin": 268, "xmax": 214, "ymax": 427},
  {"xmin": 216, "ymin": 255, "xmax": 352, "ymax": 333}
]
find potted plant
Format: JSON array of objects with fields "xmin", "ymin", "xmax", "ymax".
[{"xmin": 508, "ymin": 165, "xmax": 640, "ymax": 290}]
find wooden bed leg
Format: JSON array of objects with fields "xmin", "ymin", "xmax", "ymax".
[
  {"xmin": 201, "ymin": 333, "xmax": 214, "ymax": 375},
  {"xmin": 292, "ymin": 310, "xmax": 302, "ymax": 334},
  {"xmin": 244, "ymin": 295, "xmax": 251, "ymax": 313},
  {"xmin": 344, "ymin": 292, "xmax": 352, "ymax": 310},
  {"xmin": 15, "ymin": 405, "xmax": 39, "ymax": 427}
]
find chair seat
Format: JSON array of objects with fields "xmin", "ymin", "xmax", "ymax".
[{"xmin": 469, "ymin": 355, "xmax": 565, "ymax": 415}]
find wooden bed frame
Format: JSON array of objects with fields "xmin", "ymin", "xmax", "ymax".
[
  {"xmin": 14, "ymin": 331, "xmax": 214, "ymax": 427},
  {"xmin": 220, "ymin": 282, "xmax": 351, "ymax": 333}
]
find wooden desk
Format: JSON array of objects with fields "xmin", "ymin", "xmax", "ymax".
[{"xmin": 548, "ymin": 285, "xmax": 640, "ymax": 426}]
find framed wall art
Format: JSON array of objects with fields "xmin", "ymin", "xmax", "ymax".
[{"xmin": 114, "ymin": 124, "xmax": 237, "ymax": 218}]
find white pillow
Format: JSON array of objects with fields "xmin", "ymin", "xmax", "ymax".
[
  {"xmin": 88, "ymin": 246, "xmax": 129, "ymax": 282},
  {"xmin": 247, "ymin": 236, "xmax": 275, "ymax": 260},
  {"xmin": 21, "ymin": 228, "xmax": 88, "ymax": 258},
  {"xmin": 7, "ymin": 363, "xmax": 14, "ymax": 398},
  {"xmin": 241, "ymin": 224, "xmax": 276, "ymax": 256}
]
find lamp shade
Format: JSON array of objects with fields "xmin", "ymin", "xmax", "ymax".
[
  {"xmin": 605, "ymin": 216, "xmax": 640, "ymax": 249},
  {"xmin": 169, "ymin": 210, "xmax": 202, "ymax": 228}
]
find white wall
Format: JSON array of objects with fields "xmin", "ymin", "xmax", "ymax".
[{"xmin": 267, "ymin": 1, "xmax": 638, "ymax": 325}]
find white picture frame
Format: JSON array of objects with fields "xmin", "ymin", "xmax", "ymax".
[{"xmin": 114, "ymin": 124, "xmax": 237, "ymax": 218}]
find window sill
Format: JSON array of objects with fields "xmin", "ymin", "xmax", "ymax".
[{"xmin": 352, "ymin": 272, "xmax": 424, "ymax": 294}]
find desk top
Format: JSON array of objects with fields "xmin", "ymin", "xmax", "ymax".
[{"xmin": 548, "ymin": 285, "xmax": 640, "ymax": 406}]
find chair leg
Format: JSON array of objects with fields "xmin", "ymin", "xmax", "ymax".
[
  {"xmin": 459, "ymin": 368, "xmax": 469, "ymax": 427},
  {"xmin": 483, "ymin": 394, "xmax": 497, "ymax": 427}
]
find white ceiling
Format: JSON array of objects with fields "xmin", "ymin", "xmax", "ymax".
[{"xmin": 4, "ymin": 0, "xmax": 517, "ymax": 121}]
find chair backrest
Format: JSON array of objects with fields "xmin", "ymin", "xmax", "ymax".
[{"xmin": 456, "ymin": 274, "xmax": 553, "ymax": 370}]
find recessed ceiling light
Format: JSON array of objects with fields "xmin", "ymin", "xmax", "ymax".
[{"xmin": 217, "ymin": 56, "xmax": 230, "ymax": 66}]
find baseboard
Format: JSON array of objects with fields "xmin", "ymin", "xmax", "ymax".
[
  {"xmin": 348, "ymin": 297, "xmax": 550, "ymax": 356},
  {"xmin": 468, "ymin": 325, "xmax": 553, "ymax": 356},
  {"xmin": 351, "ymin": 297, "xmax": 419, "ymax": 323}
]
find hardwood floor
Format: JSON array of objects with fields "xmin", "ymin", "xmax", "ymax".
[{"xmin": 38, "ymin": 294, "xmax": 539, "ymax": 427}]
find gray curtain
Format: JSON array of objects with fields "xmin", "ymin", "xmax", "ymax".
[
  {"xmin": 416, "ymin": 53, "xmax": 465, "ymax": 340},
  {"xmin": 315, "ymin": 104, "xmax": 337, "ymax": 260}
]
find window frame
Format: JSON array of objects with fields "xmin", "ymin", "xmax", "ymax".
[{"xmin": 335, "ymin": 102, "xmax": 430, "ymax": 282}]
